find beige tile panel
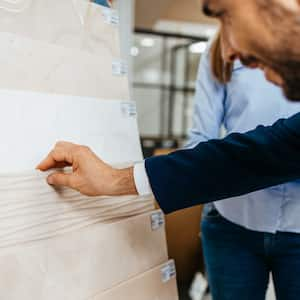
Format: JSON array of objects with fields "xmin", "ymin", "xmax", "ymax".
[
  {"xmin": 0, "ymin": 0, "xmax": 120, "ymax": 56},
  {"xmin": 0, "ymin": 210, "xmax": 168, "ymax": 300},
  {"xmin": 95, "ymin": 260, "xmax": 179, "ymax": 300},
  {"xmin": 0, "ymin": 32, "xmax": 129, "ymax": 99}
]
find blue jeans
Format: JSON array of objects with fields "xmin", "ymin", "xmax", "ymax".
[{"xmin": 201, "ymin": 205, "xmax": 300, "ymax": 300}]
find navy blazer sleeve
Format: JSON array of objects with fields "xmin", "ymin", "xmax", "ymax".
[{"xmin": 145, "ymin": 112, "xmax": 300, "ymax": 214}]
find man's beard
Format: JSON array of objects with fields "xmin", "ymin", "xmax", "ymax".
[
  {"xmin": 276, "ymin": 61, "xmax": 300, "ymax": 101},
  {"xmin": 282, "ymin": 79, "xmax": 300, "ymax": 101},
  {"xmin": 240, "ymin": 55, "xmax": 300, "ymax": 101}
]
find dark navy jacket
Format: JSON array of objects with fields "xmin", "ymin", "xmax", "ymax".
[{"xmin": 145, "ymin": 113, "xmax": 300, "ymax": 214}]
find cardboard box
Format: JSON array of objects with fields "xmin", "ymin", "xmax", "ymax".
[
  {"xmin": 154, "ymin": 149, "xmax": 204, "ymax": 284},
  {"xmin": 96, "ymin": 260, "xmax": 179, "ymax": 300},
  {"xmin": 165, "ymin": 206, "xmax": 204, "ymax": 284}
]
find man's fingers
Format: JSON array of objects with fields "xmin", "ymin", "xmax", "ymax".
[
  {"xmin": 36, "ymin": 152, "xmax": 56, "ymax": 171},
  {"xmin": 47, "ymin": 172, "xmax": 75, "ymax": 188},
  {"xmin": 37, "ymin": 155, "xmax": 70, "ymax": 171},
  {"xmin": 37, "ymin": 142, "xmax": 76, "ymax": 171},
  {"xmin": 37, "ymin": 150, "xmax": 71, "ymax": 171}
]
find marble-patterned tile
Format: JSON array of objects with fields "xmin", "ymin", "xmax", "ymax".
[
  {"xmin": 0, "ymin": 0, "xmax": 119, "ymax": 55},
  {"xmin": 0, "ymin": 1, "xmax": 129, "ymax": 99},
  {"xmin": 0, "ymin": 90, "xmax": 141, "ymax": 172},
  {"xmin": 0, "ymin": 31, "xmax": 129, "ymax": 99}
]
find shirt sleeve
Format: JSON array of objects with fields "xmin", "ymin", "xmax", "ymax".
[
  {"xmin": 133, "ymin": 161, "xmax": 153, "ymax": 196},
  {"xmin": 185, "ymin": 45, "xmax": 225, "ymax": 149}
]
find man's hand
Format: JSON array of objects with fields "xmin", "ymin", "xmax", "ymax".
[{"xmin": 36, "ymin": 141, "xmax": 138, "ymax": 196}]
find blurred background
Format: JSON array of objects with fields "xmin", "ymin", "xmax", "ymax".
[{"xmin": 132, "ymin": 0, "xmax": 216, "ymax": 149}]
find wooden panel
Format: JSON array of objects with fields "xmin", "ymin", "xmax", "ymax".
[
  {"xmin": 135, "ymin": 0, "xmax": 217, "ymax": 28},
  {"xmin": 165, "ymin": 206, "xmax": 204, "ymax": 284},
  {"xmin": 135, "ymin": 0, "xmax": 173, "ymax": 28},
  {"xmin": 154, "ymin": 148, "xmax": 204, "ymax": 284}
]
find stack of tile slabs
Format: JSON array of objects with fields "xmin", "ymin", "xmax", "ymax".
[{"xmin": 0, "ymin": 1, "xmax": 179, "ymax": 299}]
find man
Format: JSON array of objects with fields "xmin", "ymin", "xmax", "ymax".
[{"xmin": 38, "ymin": 0, "xmax": 300, "ymax": 214}]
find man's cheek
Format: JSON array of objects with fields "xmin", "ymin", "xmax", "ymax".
[{"xmin": 222, "ymin": 24, "xmax": 244, "ymax": 55}]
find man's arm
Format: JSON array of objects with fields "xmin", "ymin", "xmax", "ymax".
[
  {"xmin": 38, "ymin": 113, "xmax": 300, "ymax": 214},
  {"xmin": 146, "ymin": 112, "xmax": 300, "ymax": 213},
  {"xmin": 37, "ymin": 141, "xmax": 137, "ymax": 196}
]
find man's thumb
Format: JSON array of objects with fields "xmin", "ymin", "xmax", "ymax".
[{"xmin": 47, "ymin": 172, "xmax": 73, "ymax": 188}]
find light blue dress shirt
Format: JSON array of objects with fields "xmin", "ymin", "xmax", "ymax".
[{"xmin": 186, "ymin": 49, "xmax": 300, "ymax": 233}]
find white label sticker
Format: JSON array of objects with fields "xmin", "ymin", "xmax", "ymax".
[
  {"xmin": 151, "ymin": 211, "xmax": 164, "ymax": 231},
  {"xmin": 102, "ymin": 7, "xmax": 119, "ymax": 25},
  {"xmin": 161, "ymin": 261, "xmax": 176, "ymax": 283},
  {"xmin": 112, "ymin": 59, "xmax": 128, "ymax": 76},
  {"xmin": 121, "ymin": 102, "xmax": 137, "ymax": 118}
]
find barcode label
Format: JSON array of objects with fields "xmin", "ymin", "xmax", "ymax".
[
  {"xmin": 102, "ymin": 7, "xmax": 119, "ymax": 25},
  {"xmin": 161, "ymin": 261, "xmax": 176, "ymax": 283},
  {"xmin": 112, "ymin": 59, "xmax": 128, "ymax": 76},
  {"xmin": 151, "ymin": 211, "xmax": 164, "ymax": 231},
  {"xmin": 121, "ymin": 102, "xmax": 137, "ymax": 118}
]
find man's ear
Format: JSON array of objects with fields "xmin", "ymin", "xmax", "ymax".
[{"xmin": 274, "ymin": 0, "xmax": 300, "ymax": 11}]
